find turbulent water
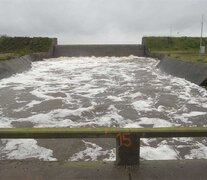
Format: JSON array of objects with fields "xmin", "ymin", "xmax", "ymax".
[{"xmin": 0, "ymin": 56, "xmax": 207, "ymax": 161}]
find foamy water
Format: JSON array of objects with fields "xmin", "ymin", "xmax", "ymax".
[{"xmin": 0, "ymin": 56, "xmax": 207, "ymax": 161}]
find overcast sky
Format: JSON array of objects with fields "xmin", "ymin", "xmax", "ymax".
[{"xmin": 0, "ymin": 0, "xmax": 206, "ymax": 44}]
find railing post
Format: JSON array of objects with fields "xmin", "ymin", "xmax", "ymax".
[{"xmin": 116, "ymin": 133, "xmax": 140, "ymax": 166}]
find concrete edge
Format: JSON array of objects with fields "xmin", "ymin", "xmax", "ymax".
[
  {"xmin": 53, "ymin": 44, "xmax": 146, "ymax": 57},
  {"xmin": 0, "ymin": 160, "xmax": 207, "ymax": 180}
]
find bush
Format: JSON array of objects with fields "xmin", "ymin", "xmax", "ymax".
[{"xmin": 0, "ymin": 36, "xmax": 52, "ymax": 55}]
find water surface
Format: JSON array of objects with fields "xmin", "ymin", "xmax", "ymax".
[{"xmin": 0, "ymin": 56, "xmax": 207, "ymax": 161}]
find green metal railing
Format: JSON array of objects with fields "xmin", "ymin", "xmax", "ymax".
[{"xmin": 0, "ymin": 127, "xmax": 207, "ymax": 165}]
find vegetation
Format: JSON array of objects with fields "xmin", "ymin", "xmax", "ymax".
[
  {"xmin": 144, "ymin": 36, "xmax": 207, "ymax": 63},
  {"xmin": 0, "ymin": 36, "xmax": 52, "ymax": 61}
]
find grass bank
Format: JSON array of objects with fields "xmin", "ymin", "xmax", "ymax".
[
  {"xmin": 143, "ymin": 36, "xmax": 207, "ymax": 63},
  {"xmin": 0, "ymin": 36, "xmax": 52, "ymax": 61}
]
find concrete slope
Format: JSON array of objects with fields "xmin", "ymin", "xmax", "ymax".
[
  {"xmin": 0, "ymin": 55, "xmax": 32, "ymax": 79},
  {"xmin": 157, "ymin": 56, "xmax": 207, "ymax": 86}
]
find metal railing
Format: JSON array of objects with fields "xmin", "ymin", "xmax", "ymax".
[{"xmin": 0, "ymin": 127, "xmax": 207, "ymax": 165}]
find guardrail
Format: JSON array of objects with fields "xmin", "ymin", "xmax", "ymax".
[{"xmin": 0, "ymin": 127, "xmax": 207, "ymax": 165}]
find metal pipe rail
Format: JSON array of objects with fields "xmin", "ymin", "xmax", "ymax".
[{"xmin": 0, "ymin": 127, "xmax": 207, "ymax": 165}]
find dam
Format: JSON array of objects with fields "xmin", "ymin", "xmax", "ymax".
[
  {"xmin": 0, "ymin": 44, "xmax": 207, "ymax": 179},
  {"xmin": 53, "ymin": 44, "xmax": 145, "ymax": 57}
]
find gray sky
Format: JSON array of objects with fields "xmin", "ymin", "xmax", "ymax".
[{"xmin": 0, "ymin": 0, "xmax": 206, "ymax": 44}]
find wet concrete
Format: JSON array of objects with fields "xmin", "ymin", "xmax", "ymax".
[
  {"xmin": 157, "ymin": 56, "xmax": 207, "ymax": 86},
  {"xmin": 0, "ymin": 160, "xmax": 207, "ymax": 180},
  {"xmin": 0, "ymin": 55, "xmax": 32, "ymax": 79},
  {"xmin": 54, "ymin": 45, "xmax": 145, "ymax": 57},
  {"xmin": 131, "ymin": 160, "xmax": 207, "ymax": 180}
]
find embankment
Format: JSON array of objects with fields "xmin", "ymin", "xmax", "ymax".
[
  {"xmin": 142, "ymin": 37, "xmax": 207, "ymax": 86},
  {"xmin": 0, "ymin": 37, "xmax": 57, "ymax": 79},
  {"xmin": 157, "ymin": 56, "xmax": 207, "ymax": 86}
]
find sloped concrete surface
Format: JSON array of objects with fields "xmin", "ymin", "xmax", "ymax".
[
  {"xmin": 157, "ymin": 56, "xmax": 207, "ymax": 86},
  {"xmin": 0, "ymin": 55, "xmax": 32, "ymax": 79}
]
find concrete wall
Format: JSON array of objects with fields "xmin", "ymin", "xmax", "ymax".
[
  {"xmin": 32, "ymin": 38, "xmax": 58, "ymax": 61},
  {"xmin": 47, "ymin": 38, "xmax": 58, "ymax": 58},
  {"xmin": 157, "ymin": 56, "xmax": 207, "ymax": 86},
  {"xmin": 54, "ymin": 45, "xmax": 145, "ymax": 57},
  {"xmin": 0, "ymin": 55, "xmax": 32, "ymax": 79}
]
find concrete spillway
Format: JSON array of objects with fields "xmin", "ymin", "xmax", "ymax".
[
  {"xmin": 54, "ymin": 44, "xmax": 145, "ymax": 57},
  {"xmin": 0, "ymin": 56, "xmax": 207, "ymax": 162}
]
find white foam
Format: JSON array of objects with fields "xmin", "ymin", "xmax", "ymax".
[
  {"xmin": 52, "ymin": 103, "xmax": 96, "ymax": 118},
  {"xmin": 93, "ymin": 107, "xmax": 126, "ymax": 127},
  {"xmin": 173, "ymin": 137, "xmax": 194, "ymax": 143},
  {"xmin": 0, "ymin": 117, "xmax": 13, "ymax": 128},
  {"xmin": 124, "ymin": 117, "xmax": 174, "ymax": 128},
  {"xmin": 0, "ymin": 139, "xmax": 57, "ymax": 161},
  {"xmin": 107, "ymin": 96, "xmax": 123, "ymax": 102},
  {"xmin": 69, "ymin": 140, "xmax": 114, "ymax": 161},
  {"xmin": 140, "ymin": 117, "xmax": 176, "ymax": 127},
  {"xmin": 173, "ymin": 111, "xmax": 207, "ymax": 123},
  {"xmin": 13, "ymin": 100, "xmax": 41, "ymax": 112},
  {"xmin": 1, "ymin": 56, "xmax": 207, "ymax": 161},
  {"xmin": 128, "ymin": 92, "xmax": 143, "ymax": 99},
  {"xmin": 185, "ymin": 142, "xmax": 207, "ymax": 159},
  {"xmin": 141, "ymin": 145, "xmax": 178, "ymax": 160},
  {"xmin": 16, "ymin": 113, "xmax": 74, "ymax": 128},
  {"xmin": 12, "ymin": 86, "xmax": 26, "ymax": 91},
  {"xmin": 132, "ymin": 98, "xmax": 154, "ymax": 112},
  {"xmin": 30, "ymin": 89, "xmax": 55, "ymax": 100},
  {"xmin": 181, "ymin": 111, "xmax": 207, "ymax": 118},
  {"xmin": 103, "ymin": 148, "xmax": 116, "ymax": 161},
  {"xmin": 123, "ymin": 122, "xmax": 143, "ymax": 128}
]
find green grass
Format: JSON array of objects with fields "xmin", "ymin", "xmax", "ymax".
[
  {"xmin": 0, "ymin": 53, "xmax": 17, "ymax": 61},
  {"xmin": 0, "ymin": 36, "xmax": 52, "ymax": 60},
  {"xmin": 152, "ymin": 50, "xmax": 207, "ymax": 63},
  {"xmin": 143, "ymin": 36, "xmax": 207, "ymax": 63}
]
